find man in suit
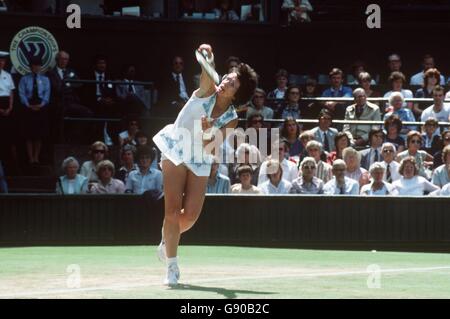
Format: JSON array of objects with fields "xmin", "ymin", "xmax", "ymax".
[
  {"xmin": 156, "ymin": 56, "xmax": 192, "ymax": 116},
  {"xmin": 115, "ymin": 64, "xmax": 146, "ymax": 116},
  {"xmin": 359, "ymin": 128, "xmax": 384, "ymax": 171},
  {"xmin": 343, "ymin": 88, "xmax": 381, "ymax": 147},
  {"xmin": 310, "ymin": 109, "xmax": 338, "ymax": 153}
]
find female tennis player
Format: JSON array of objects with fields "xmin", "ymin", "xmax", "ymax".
[{"xmin": 153, "ymin": 44, "xmax": 258, "ymax": 285}]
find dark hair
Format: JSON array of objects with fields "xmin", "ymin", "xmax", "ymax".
[
  {"xmin": 135, "ymin": 145, "xmax": 155, "ymax": 161},
  {"xmin": 284, "ymin": 85, "xmax": 302, "ymax": 102},
  {"xmin": 424, "ymin": 118, "xmax": 439, "ymax": 127},
  {"xmin": 369, "ymin": 128, "xmax": 384, "ymax": 142},
  {"xmin": 93, "ymin": 54, "xmax": 107, "ymax": 65},
  {"xmin": 423, "ymin": 68, "xmax": 441, "ymax": 87},
  {"xmin": 226, "ymin": 56, "xmax": 241, "ymax": 66},
  {"xmin": 432, "ymin": 85, "xmax": 445, "ymax": 95},
  {"xmin": 334, "ymin": 132, "xmax": 350, "ymax": 151},
  {"xmin": 236, "ymin": 164, "xmax": 253, "ymax": 177},
  {"xmin": 318, "ymin": 108, "xmax": 333, "ymax": 119},
  {"xmin": 246, "ymin": 112, "xmax": 263, "ymax": 123},
  {"xmin": 275, "ymin": 69, "xmax": 289, "ymax": 80},
  {"xmin": 232, "ymin": 63, "xmax": 258, "ymax": 106},
  {"xmin": 406, "ymin": 131, "xmax": 422, "ymax": 147},
  {"xmin": 329, "ymin": 68, "xmax": 344, "ymax": 78},
  {"xmin": 281, "ymin": 117, "xmax": 301, "ymax": 139},
  {"xmin": 388, "ymin": 71, "xmax": 406, "ymax": 85},
  {"xmin": 384, "ymin": 114, "xmax": 402, "ymax": 133},
  {"xmin": 135, "ymin": 130, "xmax": 148, "ymax": 139}
]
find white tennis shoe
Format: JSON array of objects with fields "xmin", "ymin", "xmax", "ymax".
[
  {"xmin": 157, "ymin": 240, "xmax": 167, "ymax": 263},
  {"xmin": 164, "ymin": 263, "xmax": 180, "ymax": 286}
]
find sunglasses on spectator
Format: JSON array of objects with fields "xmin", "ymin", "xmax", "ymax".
[
  {"xmin": 303, "ymin": 165, "xmax": 316, "ymax": 170},
  {"xmin": 383, "ymin": 149, "xmax": 394, "ymax": 153},
  {"xmin": 93, "ymin": 149, "xmax": 105, "ymax": 154},
  {"xmin": 411, "ymin": 140, "xmax": 422, "ymax": 145}
]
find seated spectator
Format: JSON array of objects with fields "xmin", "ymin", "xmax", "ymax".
[
  {"xmin": 415, "ymin": 68, "xmax": 442, "ymax": 98},
  {"xmin": 298, "ymin": 130, "xmax": 314, "ymax": 162},
  {"xmin": 360, "ymin": 162, "xmax": 396, "ymax": 195},
  {"xmin": 56, "ymin": 157, "xmax": 88, "ymax": 194},
  {"xmin": 359, "ymin": 128, "xmax": 384, "ymax": 170},
  {"xmin": 267, "ymin": 69, "xmax": 289, "ymax": 100},
  {"xmin": 81, "ymin": 141, "xmax": 109, "ymax": 183},
  {"xmin": 88, "ymin": 160, "xmax": 125, "ymax": 194},
  {"xmin": 303, "ymin": 78, "xmax": 318, "ymax": 97},
  {"xmin": 19, "ymin": 57, "xmax": 50, "ymax": 164},
  {"xmin": 301, "ymin": 78, "xmax": 321, "ymax": 119},
  {"xmin": 384, "ymin": 114, "xmax": 405, "ymax": 153},
  {"xmin": 245, "ymin": 112, "xmax": 269, "ymax": 151},
  {"xmin": 327, "ymin": 132, "xmax": 351, "ymax": 165},
  {"xmin": 115, "ymin": 144, "xmax": 138, "ymax": 184},
  {"xmin": 397, "ymin": 131, "xmax": 434, "ymax": 179},
  {"xmin": 229, "ymin": 143, "xmax": 261, "ymax": 186},
  {"xmin": 244, "ymin": 88, "xmax": 274, "ymax": 120},
  {"xmin": 115, "ymin": 64, "xmax": 146, "ymax": 116},
  {"xmin": 383, "ymin": 92, "xmax": 416, "ymax": 137},
  {"xmin": 305, "ymin": 140, "xmax": 332, "ymax": 183},
  {"xmin": 420, "ymin": 86, "xmax": 450, "ymax": 133},
  {"xmin": 0, "ymin": 160, "xmax": 8, "ymax": 193},
  {"xmin": 380, "ymin": 142, "xmax": 401, "ymax": 183},
  {"xmin": 136, "ymin": 130, "xmax": 149, "ymax": 147},
  {"xmin": 421, "ymin": 118, "xmax": 441, "ymax": 156},
  {"xmin": 207, "ymin": 159, "xmax": 231, "ymax": 194},
  {"xmin": 383, "ymin": 71, "xmax": 413, "ymax": 112},
  {"xmin": 279, "ymin": 85, "xmax": 302, "ymax": 120},
  {"xmin": 433, "ymin": 130, "xmax": 450, "ymax": 169},
  {"xmin": 259, "ymin": 159, "xmax": 292, "ymax": 194},
  {"xmin": 392, "ymin": 157, "xmax": 439, "ymax": 196},
  {"xmin": 431, "ymin": 145, "xmax": 450, "ymax": 188},
  {"xmin": 126, "ymin": 146, "xmax": 163, "ymax": 198},
  {"xmin": 358, "ymin": 72, "xmax": 381, "ymax": 98},
  {"xmin": 347, "ymin": 61, "xmax": 376, "ymax": 85},
  {"xmin": 323, "ymin": 159, "xmax": 359, "ymax": 195},
  {"xmin": 321, "ymin": 68, "xmax": 353, "ymax": 119},
  {"xmin": 437, "ymin": 183, "xmax": 450, "ymax": 196},
  {"xmin": 310, "ymin": 109, "xmax": 338, "ymax": 153},
  {"xmin": 409, "ymin": 54, "xmax": 446, "ymax": 86},
  {"xmin": 343, "ymin": 88, "xmax": 381, "ymax": 147},
  {"xmin": 230, "ymin": 165, "xmax": 262, "ymax": 194},
  {"xmin": 281, "ymin": 117, "xmax": 302, "ymax": 157},
  {"xmin": 118, "ymin": 116, "xmax": 139, "ymax": 148},
  {"xmin": 258, "ymin": 139, "xmax": 298, "ymax": 186},
  {"xmin": 290, "ymin": 157, "xmax": 324, "ymax": 194},
  {"xmin": 281, "ymin": 0, "xmax": 313, "ymax": 24},
  {"xmin": 382, "ymin": 53, "xmax": 403, "ymax": 85},
  {"xmin": 343, "ymin": 147, "xmax": 370, "ymax": 188},
  {"xmin": 213, "ymin": 0, "xmax": 239, "ymax": 21}
]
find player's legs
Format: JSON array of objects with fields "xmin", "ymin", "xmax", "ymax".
[
  {"xmin": 161, "ymin": 159, "xmax": 187, "ymax": 258},
  {"xmin": 179, "ymin": 169, "xmax": 209, "ymax": 233}
]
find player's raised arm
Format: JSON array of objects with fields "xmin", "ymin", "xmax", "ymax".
[{"xmin": 194, "ymin": 44, "xmax": 217, "ymax": 98}]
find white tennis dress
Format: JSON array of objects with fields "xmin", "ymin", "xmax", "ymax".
[{"xmin": 153, "ymin": 92, "xmax": 237, "ymax": 176}]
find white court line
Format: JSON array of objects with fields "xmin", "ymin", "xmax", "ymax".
[{"xmin": 1, "ymin": 266, "xmax": 450, "ymax": 298}]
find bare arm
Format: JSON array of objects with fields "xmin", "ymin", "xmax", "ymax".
[{"xmin": 194, "ymin": 44, "xmax": 216, "ymax": 98}]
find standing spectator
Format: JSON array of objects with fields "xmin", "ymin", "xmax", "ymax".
[
  {"xmin": 384, "ymin": 115, "xmax": 405, "ymax": 153},
  {"xmin": 126, "ymin": 145, "xmax": 163, "ymax": 197},
  {"xmin": 290, "ymin": 157, "xmax": 324, "ymax": 194},
  {"xmin": 421, "ymin": 118, "xmax": 441, "ymax": 156},
  {"xmin": 383, "ymin": 72, "xmax": 413, "ymax": 111},
  {"xmin": 115, "ymin": 144, "xmax": 138, "ymax": 184},
  {"xmin": 259, "ymin": 159, "xmax": 292, "ymax": 194},
  {"xmin": 343, "ymin": 147, "xmax": 370, "ymax": 188},
  {"xmin": 433, "ymin": 130, "xmax": 450, "ymax": 169},
  {"xmin": 115, "ymin": 64, "xmax": 146, "ymax": 116},
  {"xmin": 258, "ymin": 139, "xmax": 298, "ymax": 186},
  {"xmin": 207, "ymin": 159, "xmax": 231, "ymax": 194},
  {"xmin": 431, "ymin": 145, "xmax": 450, "ymax": 188},
  {"xmin": 420, "ymin": 86, "xmax": 450, "ymax": 134},
  {"xmin": 267, "ymin": 69, "xmax": 289, "ymax": 100},
  {"xmin": 396, "ymin": 131, "xmax": 434, "ymax": 179},
  {"xmin": 304, "ymin": 140, "xmax": 332, "ymax": 183},
  {"xmin": 360, "ymin": 163, "xmax": 396, "ymax": 196},
  {"xmin": 343, "ymin": 88, "xmax": 381, "ymax": 147},
  {"xmin": 323, "ymin": 159, "xmax": 359, "ymax": 195},
  {"xmin": 327, "ymin": 132, "xmax": 351, "ymax": 165},
  {"xmin": 213, "ymin": 0, "xmax": 239, "ymax": 21},
  {"xmin": 383, "ymin": 92, "xmax": 416, "ymax": 138},
  {"xmin": 409, "ymin": 54, "xmax": 446, "ymax": 86},
  {"xmin": 310, "ymin": 109, "xmax": 338, "ymax": 153},
  {"xmin": 230, "ymin": 165, "xmax": 262, "ymax": 194},
  {"xmin": 358, "ymin": 72, "xmax": 381, "ymax": 98},
  {"xmin": 88, "ymin": 160, "xmax": 125, "ymax": 194},
  {"xmin": 81, "ymin": 141, "xmax": 109, "ymax": 183},
  {"xmin": 19, "ymin": 57, "xmax": 50, "ymax": 164},
  {"xmin": 380, "ymin": 142, "xmax": 401, "ymax": 183},
  {"xmin": 56, "ymin": 157, "xmax": 88, "ymax": 194},
  {"xmin": 281, "ymin": 0, "xmax": 313, "ymax": 24},
  {"xmin": 281, "ymin": 117, "xmax": 303, "ymax": 157},
  {"xmin": 118, "ymin": 116, "xmax": 139, "ymax": 148},
  {"xmin": 0, "ymin": 51, "xmax": 16, "ymax": 173},
  {"xmin": 359, "ymin": 128, "xmax": 384, "ymax": 170},
  {"xmin": 245, "ymin": 88, "xmax": 274, "ymax": 120},
  {"xmin": 392, "ymin": 157, "xmax": 439, "ymax": 196},
  {"xmin": 415, "ymin": 68, "xmax": 442, "ymax": 98},
  {"xmin": 279, "ymin": 85, "xmax": 302, "ymax": 120},
  {"xmin": 321, "ymin": 68, "xmax": 352, "ymax": 120}
]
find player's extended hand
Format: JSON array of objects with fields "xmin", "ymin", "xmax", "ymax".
[{"xmin": 197, "ymin": 44, "xmax": 213, "ymax": 60}]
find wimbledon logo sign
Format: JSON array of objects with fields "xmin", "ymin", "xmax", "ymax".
[{"xmin": 9, "ymin": 26, "xmax": 59, "ymax": 75}]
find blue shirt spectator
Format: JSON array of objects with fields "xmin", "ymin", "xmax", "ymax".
[
  {"xmin": 207, "ymin": 162, "xmax": 230, "ymax": 194},
  {"xmin": 322, "ymin": 86, "xmax": 352, "ymax": 98},
  {"xmin": 126, "ymin": 167, "xmax": 163, "ymax": 196},
  {"xmin": 19, "ymin": 73, "xmax": 50, "ymax": 107}
]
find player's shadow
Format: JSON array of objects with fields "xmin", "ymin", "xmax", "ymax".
[{"xmin": 170, "ymin": 283, "xmax": 277, "ymax": 299}]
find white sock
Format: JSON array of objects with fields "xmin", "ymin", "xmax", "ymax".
[{"xmin": 167, "ymin": 257, "xmax": 178, "ymax": 266}]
